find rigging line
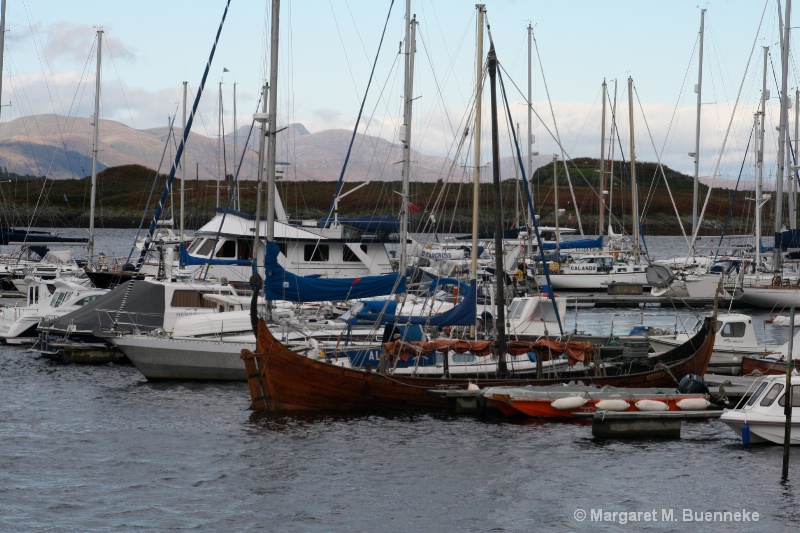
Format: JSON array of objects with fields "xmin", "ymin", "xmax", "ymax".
[
  {"xmin": 135, "ymin": 0, "xmax": 232, "ymax": 272},
  {"xmin": 529, "ymin": 29, "xmax": 583, "ymax": 235},
  {"xmin": 692, "ymin": 0, "xmax": 767, "ymax": 255},
  {"xmin": 322, "ymin": 0, "xmax": 396, "ymax": 225},
  {"xmin": 632, "ymin": 84, "xmax": 690, "ymax": 248},
  {"xmin": 497, "ymin": 65, "xmax": 563, "ymax": 336},
  {"xmin": 125, "ymin": 111, "xmax": 179, "ymax": 266},
  {"xmin": 326, "ymin": 0, "xmax": 365, "ymax": 97},
  {"xmin": 714, "ymin": 122, "xmax": 755, "ymax": 264}
]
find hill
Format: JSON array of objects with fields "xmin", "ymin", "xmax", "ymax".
[{"xmin": 0, "ymin": 161, "xmax": 757, "ymax": 237}]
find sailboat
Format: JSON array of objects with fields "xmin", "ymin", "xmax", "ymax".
[{"xmin": 241, "ymin": 5, "xmax": 717, "ymax": 412}]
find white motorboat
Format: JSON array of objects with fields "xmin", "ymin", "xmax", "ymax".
[
  {"xmin": 720, "ymin": 373, "xmax": 800, "ymax": 445},
  {"xmin": 0, "ymin": 278, "xmax": 106, "ymax": 344},
  {"xmin": 647, "ymin": 313, "xmax": 778, "ymax": 375},
  {"xmin": 533, "ymin": 253, "xmax": 648, "ymax": 291}
]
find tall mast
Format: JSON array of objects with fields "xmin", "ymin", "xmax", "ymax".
[
  {"xmin": 553, "ymin": 155, "xmax": 559, "ymax": 247},
  {"xmin": 691, "ymin": 9, "xmax": 705, "ymax": 250},
  {"xmin": 628, "ymin": 76, "xmax": 639, "ymax": 263},
  {"xmin": 775, "ymin": 0, "xmax": 791, "ymax": 273},
  {"xmin": 399, "ymin": 0, "xmax": 416, "ymax": 277},
  {"xmin": 755, "ymin": 46, "xmax": 768, "ymax": 272},
  {"xmin": 233, "ymin": 81, "xmax": 238, "ymax": 211},
  {"xmin": 252, "ymin": 83, "xmax": 268, "ymax": 272},
  {"xmin": 0, "ymin": 0, "xmax": 6, "ymax": 122},
  {"xmin": 487, "ymin": 43, "xmax": 507, "ymax": 376},
  {"xmin": 470, "ymin": 4, "xmax": 485, "ymax": 280},
  {"xmin": 599, "ymin": 79, "xmax": 607, "ymax": 236},
  {"xmin": 217, "ymin": 81, "xmax": 222, "ymax": 209},
  {"xmin": 526, "ymin": 22, "xmax": 534, "ymax": 242},
  {"xmin": 265, "ymin": 0, "xmax": 280, "ymax": 244},
  {"xmin": 180, "ymin": 81, "xmax": 187, "ymax": 241},
  {"xmin": 792, "ymin": 87, "xmax": 799, "ymax": 229},
  {"xmin": 88, "ymin": 29, "xmax": 103, "ymax": 264}
]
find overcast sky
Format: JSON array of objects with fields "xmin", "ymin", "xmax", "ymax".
[{"xmin": 0, "ymin": 0, "xmax": 792, "ymax": 183}]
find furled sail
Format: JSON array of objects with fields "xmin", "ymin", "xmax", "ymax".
[{"xmin": 355, "ymin": 279, "xmax": 477, "ymax": 327}]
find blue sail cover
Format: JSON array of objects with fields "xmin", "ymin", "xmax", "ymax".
[
  {"xmin": 318, "ymin": 215, "xmax": 399, "ymax": 233},
  {"xmin": 179, "ymin": 243, "xmax": 253, "ymax": 267},
  {"xmin": 264, "ymin": 241, "xmax": 405, "ymax": 302},
  {"xmin": 541, "ymin": 236, "xmax": 603, "ymax": 251},
  {"xmin": 775, "ymin": 230, "xmax": 800, "ymax": 251},
  {"xmin": 355, "ymin": 279, "xmax": 478, "ymax": 327}
]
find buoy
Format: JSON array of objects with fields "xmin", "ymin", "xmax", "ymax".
[
  {"xmin": 595, "ymin": 399, "xmax": 630, "ymax": 411},
  {"xmin": 742, "ymin": 422, "xmax": 750, "ymax": 448},
  {"xmin": 467, "ymin": 382, "xmax": 480, "ymax": 391},
  {"xmin": 676, "ymin": 398, "xmax": 710, "ymax": 411},
  {"xmin": 635, "ymin": 399, "xmax": 669, "ymax": 412},
  {"xmin": 551, "ymin": 396, "xmax": 587, "ymax": 410}
]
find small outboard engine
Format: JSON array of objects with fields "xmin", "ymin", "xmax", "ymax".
[{"xmin": 677, "ymin": 374, "xmax": 709, "ymax": 395}]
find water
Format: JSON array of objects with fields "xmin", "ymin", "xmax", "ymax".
[{"xmin": 1, "ymin": 233, "xmax": 799, "ymax": 531}]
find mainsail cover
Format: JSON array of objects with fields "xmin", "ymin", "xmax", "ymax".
[
  {"xmin": 263, "ymin": 241, "xmax": 406, "ymax": 302},
  {"xmin": 540, "ymin": 236, "xmax": 603, "ymax": 250},
  {"xmin": 355, "ymin": 279, "xmax": 477, "ymax": 327}
]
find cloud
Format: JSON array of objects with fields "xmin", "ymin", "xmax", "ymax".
[{"xmin": 43, "ymin": 22, "xmax": 135, "ymax": 65}]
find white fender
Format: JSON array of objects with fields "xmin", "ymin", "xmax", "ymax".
[
  {"xmin": 635, "ymin": 399, "xmax": 669, "ymax": 412},
  {"xmin": 551, "ymin": 396, "xmax": 587, "ymax": 410},
  {"xmin": 676, "ymin": 398, "xmax": 710, "ymax": 411},
  {"xmin": 595, "ymin": 399, "xmax": 630, "ymax": 411}
]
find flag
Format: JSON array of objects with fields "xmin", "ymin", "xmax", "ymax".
[
  {"xmin": 408, "ymin": 202, "xmax": 421, "ymax": 213},
  {"xmin": 223, "ymin": 67, "xmax": 230, "ymax": 73}
]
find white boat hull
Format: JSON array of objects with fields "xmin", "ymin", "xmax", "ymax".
[{"xmin": 534, "ymin": 271, "xmax": 648, "ymax": 291}]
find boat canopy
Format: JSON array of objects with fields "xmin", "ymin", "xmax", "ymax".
[
  {"xmin": 355, "ymin": 279, "xmax": 477, "ymax": 328},
  {"xmin": 263, "ymin": 241, "xmax": 405, "ymax": 302},
  {"xmin": 541, "ymin": 236, "xmax": 603, "ymax": 251}
]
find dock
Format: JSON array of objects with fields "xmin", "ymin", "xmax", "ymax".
[{"xmin": 573, "ymin": 409, "xmax": 722, "ymax": 439}]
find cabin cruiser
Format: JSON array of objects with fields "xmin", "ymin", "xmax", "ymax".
[
  {"xmin": 35, "ymin": 277, "xmax": 244, "ymax": 364},
  {"xmin": 646, "ymin": 313, "xmax": 771, "ymax": 375},
  {"xmin": 533, "ymin": 253, "xmax": 648, "ymax": 291},
  {"xmin": 179, "ymin": 209, "xmax": 416, "ymax": 285},
  {"xmin": 0, "ymin": 278, "xmax": 106, "ymax": 344},
  {"xmin": 720, "ymin": 373, "xmax": 800, "ymax": 445}
]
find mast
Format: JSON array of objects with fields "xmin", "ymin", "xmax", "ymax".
[
  {"xmin": 233, "ymin": 81, "xmax": 238, "ymax": 211},
  {"xmin": 792, "ymin": 87, "xmax": 799, "ymax": 229},
  {"xmin": 776, "ymin": 0, "xmax": 791, "ymax": 273},
  {"xmin": 399, "ymin": 0, "xmax": 416, "ymax": 278},
  {"xmin": 470, "ymin": 4, "xmax": 485, "ymax": 280},
  {"xmin": 265, "ymin": 0, "xmax": 280, "ymax": 245},
  {"xmin": 756, "ymin": 46, "xmax": 768, "ymax": 272},
  {"xmin": 628, "ymin": 76, "xmax": 640, "ymax": 263},
  {"xmin": 487, "ymin": 43, "xmax": 507, "ymax": 376},
  {"xmin": 599, "ymin": 79, "xmax": 607, "ymax": 236},
  {"xmin": 87, "ymin": 29, "xmax": 103, "ymax": 264},
  {"xmin": 608, "ymin": 79, "xmax": 618, "ymax": 232},
  {"xmin": 217, "ymin": 81, "xmax": 222, "ymax": 210},
  {"xmin": 553, "ymin": 155, "xmax": 559, "ymax": 248},
  {"xmin": 691, "ymin": 9, "xmax": 705, "ymax": 250},
  {"xmin": 526, "ymin": 22, "xmax": 534, "ymax": 252},
  {"xmin": 180, "ymin": 81, "xmax": 187, "ymax": 241},
  {"xmin": 0, "ymin": 0, "xmax": 6, "ymax": 122}
]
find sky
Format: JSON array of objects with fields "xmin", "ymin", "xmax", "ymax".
[{"xmin": 0, "ymin": 0, "xmax": 793, "ymax": 184}]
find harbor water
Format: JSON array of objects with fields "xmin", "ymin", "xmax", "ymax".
[{"xmin": 1, "ymin": 231, "xmax": 800, "ymax": 531}]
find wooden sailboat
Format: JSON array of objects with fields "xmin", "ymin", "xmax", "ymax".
[{"xmin": 241, "ymin": 13, "xmax": 717, "ymax": 413}]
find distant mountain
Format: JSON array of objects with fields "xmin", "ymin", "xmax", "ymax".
[{"xmin": 1, "ymin": 114, "xmax": 554, "ymax": 183}]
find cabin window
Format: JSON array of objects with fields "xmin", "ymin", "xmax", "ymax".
[
  {"xmin": 508, "ymin": 300, "xmax": 527, "ymax": 321},
  {"xmin": 343, "ymin": 245, "xmax": 367, "ymax": 262},
  {"xmin": 237, "ymin": 239, "xmax": 254, "ymax": 260},
  {"xmin": 304, "ymin": 244, "xmax": 329, "ymax": 262},
  {"xmin": 188, "ymin": 238, "xmax": 206, "ymax": 254},
  {"xmin": 217, "ymin": 240, "xmax": 236, "ymax": 258},
  {"xmin": 51, "ymin": 292, "xmax": 70, "ymax": 308},
  {"xmin": 74, "ymin": 295, "xmax": 103, "ymax": 307},
  {"xmin": 759, "ymin": 383, "xmax": 784, "ymax": 407},
  {"xmin": 778, "ymin": 384, "xmax": 800, "ymax": 407},
  {"xmin": 745, "ymin": 382, "xmax": 769, "ymax": 406},
  {"xmin": 196, "ymin": 239, "xmax": 216, "ymax": 257},
  {"xmin": 170, "ymin": 290, "xmax": 219, "ymax": 308},
  {"xmin": 452, "ymin": 353, "xmax": 476, "ymax": 363},
  {"xmin": 720, "ymin": 322, "xmax": 747, "ymax": 338}
]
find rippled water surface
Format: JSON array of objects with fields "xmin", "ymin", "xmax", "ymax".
[{"xmin": 1, "ymin": 234, "xmax": 799, "ymax": 531}]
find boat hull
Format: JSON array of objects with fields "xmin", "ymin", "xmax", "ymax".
[{"xmin": 242, "ymin": 316, "xmax": 716, "ymax": 412}]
